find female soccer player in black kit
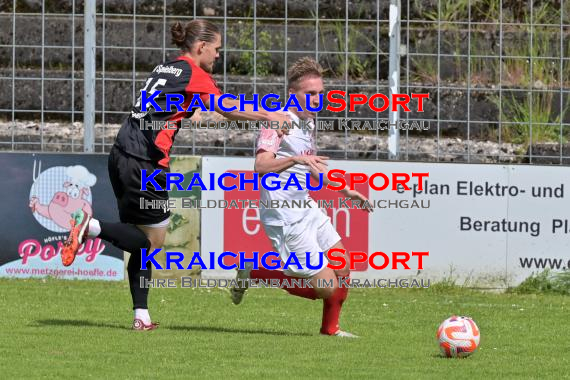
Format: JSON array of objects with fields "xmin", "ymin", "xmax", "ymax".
[{"xmin": 62, "ymin": 20, "xmax": 289, "ymax": 330}]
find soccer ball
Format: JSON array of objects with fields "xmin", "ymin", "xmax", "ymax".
[{"xmin": 437, "ymin": 316, "xmax": 480, "ymax": 358}]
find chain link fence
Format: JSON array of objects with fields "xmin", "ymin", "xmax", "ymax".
[{"xmin": 0, "ymin": 0, "xmax": 568, "ymax": 164}]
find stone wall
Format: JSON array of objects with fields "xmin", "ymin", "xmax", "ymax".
[{"xmin": 0, "ymin": 0, "xmax": 567, "ymax": 145}]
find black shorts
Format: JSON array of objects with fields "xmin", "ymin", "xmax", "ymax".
[{"xmin": 108, "ymin": 145, "xmax": 170, "ymax": 225}]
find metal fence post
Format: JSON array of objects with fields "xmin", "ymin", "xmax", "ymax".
[
  {"xmin": 388, "ymin": 0, "xmax": 401, "ymax": 160},
  {"xmin": 83, "ymin": 0, "xmax": 96, "ymax": 153}
]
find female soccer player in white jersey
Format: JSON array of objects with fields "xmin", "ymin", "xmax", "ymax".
[
  {"xmin": 62, "ymin": 19, "xmax": 290, "ymax": 330},
  {"xmin": 232, "ymin": 57, "xmax": 371, "ymax": 337}
]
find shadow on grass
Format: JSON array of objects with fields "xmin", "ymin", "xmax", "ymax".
[
  {"xmin": 34, "ymin": 319, "xmax": 126, "ymax": 330},
  {"xmin": 431, "ymin": 353, "xmax": 475, "ymax": 359},
  {"xmin": 167, "ymin": 324, "xmax": 313, "ymax": 337},
  {"xmin": 33, "ymin": 319, "xmax": 313, "ymax": 337}
]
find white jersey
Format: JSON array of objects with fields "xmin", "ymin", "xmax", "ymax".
[{"xmin": 256, "ymin": 111, "xmax": 318, "ymax": 226}]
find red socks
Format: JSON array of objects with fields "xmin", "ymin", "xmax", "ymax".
[
  {"xmin": 320, "ymin": 276, "xmax": 350, "ymax": 335},
  {"xmin": 250, "ymin": 269, "xmax": 350, "ymax": 335},
  {"xmin": 250, "ymin": 268, "xmax": 318, "ymax": 300}
]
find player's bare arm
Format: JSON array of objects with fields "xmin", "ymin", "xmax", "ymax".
[
  {"xmin": 205, "ymin": 96, "xmax": 291, "ymax": 136},
  {"xmin": 306, "ymin": 159, "xmax": 373, "ymax": 213},
  {"xmin": 254, "ymin": 150, "xmax": 329, "ymax": 176}
]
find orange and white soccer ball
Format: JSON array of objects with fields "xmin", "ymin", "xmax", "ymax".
[{"xmin": 437, "ymin": 316, "xmax": 480, "ymax": 358}]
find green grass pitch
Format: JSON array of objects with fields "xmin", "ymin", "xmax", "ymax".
[{"xmin": 0, "ymin": 278, "xmax": 567, "ymax": 379}]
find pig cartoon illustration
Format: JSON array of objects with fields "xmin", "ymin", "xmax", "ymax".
[{"xmin": 29, "ymin": 165, "xmax": 97, "ymax": 232}]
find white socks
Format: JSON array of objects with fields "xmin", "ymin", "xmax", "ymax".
[
  {"xmin": 87, "ymin": 218, "xmax": 101, "ymax": 237},
  {"xmin": 134, "ymin": 308, "xmax": 151, "ymax": 325}
]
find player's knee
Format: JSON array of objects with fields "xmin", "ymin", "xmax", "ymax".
[
  {"xmin": 316, "ymin": 278, "xmax": 338, "ymax": 299},
  {"xmin": 317, "ymin": 286, "xmax": 336, "ymax": 299},
  {"xmin": 144, "ymin": 232, "xmax": 165, "ymax": 250},
  {"xmin": 150, "ymin": 235, "xmax": 165, "ymax": 249}
]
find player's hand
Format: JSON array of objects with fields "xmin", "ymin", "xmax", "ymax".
[
  {"xmin": 293, "ymin": 155, "xmax": 329, "ymax": 172},
  {"xmin": 269, "ymin": 111, "xmax": 291, "ymax": 137},
  {"xmin": 342, "ymin": 189, "xmax": 373, "ymax": 213}
]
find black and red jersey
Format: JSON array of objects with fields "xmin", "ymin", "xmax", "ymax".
[{"xmin": 114, "ymin": 55, "xmax": 221, "ymax": 168}]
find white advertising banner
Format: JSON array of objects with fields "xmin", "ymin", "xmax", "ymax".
[{"xmin": 200, "ymin": 156, "xmax": 570, "ymax": 287}]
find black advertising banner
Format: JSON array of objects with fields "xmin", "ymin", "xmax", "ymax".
[{"xmin": 0, "ymin": 153, "xmax": 124, "ymax": 280}]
